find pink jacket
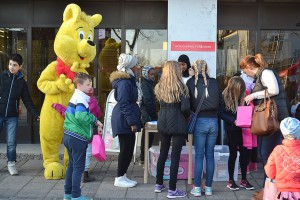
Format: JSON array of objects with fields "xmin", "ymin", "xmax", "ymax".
[
  {"xmin": 89, "ymin": 96, "xmax": 102, "ymax": 119},
  {"xmin": 264, "ymin": 139, "xmax": 300, "ymax": 192}
]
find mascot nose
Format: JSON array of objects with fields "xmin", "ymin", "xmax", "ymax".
[{"xmin": 87, "ymin": 40, "xmax": 95, "ymax": 46}]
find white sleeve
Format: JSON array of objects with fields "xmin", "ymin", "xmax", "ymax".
[{"xmin": 251, "ymin": 69, "xmax": 279, "ymax": 99}]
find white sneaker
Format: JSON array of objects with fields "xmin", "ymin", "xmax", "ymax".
[
  {"xmin": 124, "ymin": 174, "xmax": 137, "ymax": 186},
  {"xmin": 114, "ymin": 176, "xmax": 135, "ymax": 188},
  {"xmin": 7, "ymin": 161, "xmax": 18, "ymax": 175}
]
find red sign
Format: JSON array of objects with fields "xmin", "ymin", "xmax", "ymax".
[{"xmin": 171, "ymin": 41, "xmax": 215, "ymax": 52}]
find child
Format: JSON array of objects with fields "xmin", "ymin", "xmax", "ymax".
[
  {"xmin": 0, "ymin": 53, "xmax": 39, "ymax": 175},
  {"xmin": 52, "ymin": 87, "xmax": 102, "ymax": 183},
  {"xmin": 154, "ymin": 61, "xmax": 190, "ymax": 199},
  {"xmin": 63, "ymin": 72, "xmax": 102, "ymax": 200},
  {"xmin": 219, "ymin": 76, "xmax": 254, "ymax": 191},
  {"xmin": 139, "ymin": 65, "xmax": 157, "ymax": 165},
  {"xmin": 264, "ymin": 117, "xmax": 300, "ymax": 199}
]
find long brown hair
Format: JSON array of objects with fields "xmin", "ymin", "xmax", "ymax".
[
  {"xmin": 155, "ymin": 61, "xmax": 189, "ymax": 103},
  {"xmin": 240, "ymin": 53, "xmax": 268, "ymax": 70},
  {"xmin": 222, "ymin": 76, "xmax": 246, "ymax": 113}
]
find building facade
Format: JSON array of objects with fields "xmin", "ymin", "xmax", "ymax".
[{"xmin": 0, "ymin": 0, "xmax": 299, "ymax": 143}]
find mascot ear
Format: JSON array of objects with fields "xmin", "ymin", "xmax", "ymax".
[
  {"xmin": 63, "ymin": 3, "xmax": 81, "ymax": 22},
  {"xmin": 92, "ymin": 14, "xmax": 102, "ymax": 27}
]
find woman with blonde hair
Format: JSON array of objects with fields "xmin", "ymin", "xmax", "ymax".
[
  {"xmin": 186, "ymin": 60, "xmax": 220, "ymax": 197},
  {"xmin": 220, "ymin": 76, "xmax": 254, "ymax": 191},
  {"xmin": 154, "ymin": 61, "xmax": 190, "ymax": 199}
]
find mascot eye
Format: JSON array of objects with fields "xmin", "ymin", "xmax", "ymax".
[
  {"xmin": 79, "ymin": 31, "xmax": 85, "ymax": 40},
  {"xmin": 88, "ymin": 34, "xmax": 93, "ymax": 40}
]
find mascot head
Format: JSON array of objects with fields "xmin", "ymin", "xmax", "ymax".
[{"xmin": 54, "ymin": 4, "xmax": 102, "ymax": 67}]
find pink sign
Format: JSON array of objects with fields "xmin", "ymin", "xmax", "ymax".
[{"xmin": 171, "ymin": 41, "xmax": 215, "ymax": 52}]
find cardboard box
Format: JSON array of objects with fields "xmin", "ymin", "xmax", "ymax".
[{"xmin": 148, "ymin": 146, "xmax": 194, "ymax": 180}]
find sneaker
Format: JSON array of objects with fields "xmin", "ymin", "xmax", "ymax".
[
  {"xmin": 139, "ymin": 160, "xmax": 144, "ymax": 165},
  {"xmin": 167, "ymin": 188, "xmax": 187, "ymax": 199},
  {"xmin": 71, "ymin": 196, "xmax": 93, "ymax": 200},
  {"xmin": 114, "ymin": 176, "xmax": 135, "ymax": 188},
  {"xmin": 7, "ymin": 161, "xmax": 18, "ymax": 175},
  {"xmin": 124, "ymin": 174, "xmax": 137, "ymax": 185},
  {"xmin": 204, "ymin": 186, "xmax": 212, "ymax": 196},
  {"xmin": 240, "ymin": 179, "xmax": 255, "ymax": 190},
  {"xmin": 190, "ymin": 187, "xmax": 201, "ymax": 197},
  {"xmin": 227, "ymin": 180, "xmax": 239, "ymax": 191},
  {"xmin": 63, "ymin": 194, "xmax": 72, "ymax": 200},
  {"xmin": 82, "ymin": 171, "xmax": 95, "ymax": 183},
  {"xmin": 155, "ymin": 184, "xmax": 166, "ymax": 193}
]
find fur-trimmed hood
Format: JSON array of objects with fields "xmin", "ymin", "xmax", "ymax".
[{"xmin": 109, "ymin": 71, "xmax": 131, "ymax": 83}]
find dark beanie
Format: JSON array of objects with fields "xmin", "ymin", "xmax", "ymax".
[{"xmin": 178, "ymin": 54, "xmax": 191, "ymax": 77}]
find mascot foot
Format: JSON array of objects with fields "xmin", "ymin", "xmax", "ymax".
[{"xmin": 44, "ymin": 162, "xmax": 66, "ymax": 180}]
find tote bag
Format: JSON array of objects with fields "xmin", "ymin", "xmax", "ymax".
[
  {"xmin": 251, "ymin": 90, "xmax": 279, "ymax": 136},
  {"xmin": 92, "ymin": 134, "xmax": 106, "ymax": 162},
  {"xmin": 236, "ymin": 106, "xmax": 253, "ymax": 128}
]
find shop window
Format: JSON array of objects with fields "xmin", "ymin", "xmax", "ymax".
[
  {"xmin": 216, "ymin": 30, "xmax": 257, "ymax": 90},
  {"xmin": 261, "ymin": 30, "xmax": 300, "ymax": 101},
  {"xmin": 0, "ymin": 28, "xmax": 28, "ymax": 124}
]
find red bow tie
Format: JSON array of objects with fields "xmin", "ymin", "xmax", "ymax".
[{"xmin": 55, "ymin": 57, "xmax": 76, "ymax": 81}]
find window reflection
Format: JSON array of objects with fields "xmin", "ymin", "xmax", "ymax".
[{"xmin": 261, "ymin": 30, "xmax": 300, "ymax": 100}]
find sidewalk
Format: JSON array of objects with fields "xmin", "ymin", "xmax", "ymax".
[{"xmin": 0, "ymin": 144, "xmax": 264, "ymax": 200}]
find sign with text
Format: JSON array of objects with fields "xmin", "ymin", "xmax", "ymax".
[{"xmin": 171, "ymin": 41, "xmax": 215, "ymax": 52}]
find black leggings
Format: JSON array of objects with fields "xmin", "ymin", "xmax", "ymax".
[
  {"xmin": 117, "ymin": 134, "xmax": 136, "ymax": 177},
  {"xmin": 227, "ymin": 129, "xmax": 251, "ymax": 181},
  {"xmin": 156, "ymin": 133, "xmax": 185, "ymax": 191}
]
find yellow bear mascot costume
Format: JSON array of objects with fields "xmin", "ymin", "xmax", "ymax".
[{"xmin": 37, "ymin": 4, "xmax": 102, "ymax": 180}]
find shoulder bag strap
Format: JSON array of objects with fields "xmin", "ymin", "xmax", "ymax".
[{"xmin": 194, "ymin": 79, "xmax": 210, "ymax": 116}]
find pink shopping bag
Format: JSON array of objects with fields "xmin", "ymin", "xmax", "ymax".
[
  {"xmin": 92, "ymin": 134, "xmax": 106, "ymax": 162},
  {"xmin": 236, "ymin": 106, "xmax": 253, "ymax": 128},
  {"xmin": 263, "ymin": 178, "xmax": 278, "ymax": 200}
]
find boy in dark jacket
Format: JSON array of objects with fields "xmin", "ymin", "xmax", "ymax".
[
  {"xmin": 0, "ymin": 54, "xmax": 39, "ymax": 175},
  {"xmin": 139, "ymin": 66, "xmax": 157, "ymax": 164}
]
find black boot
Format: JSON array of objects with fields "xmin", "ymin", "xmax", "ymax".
[{"xmin": 82, "ymin": 171, "xmax": 95, "ymax": 183}]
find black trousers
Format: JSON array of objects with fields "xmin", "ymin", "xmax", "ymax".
[
  {"xmin": 156, "ymin": 133, "xmax": 185, "ymax": 191},
  {"xmin": 227, "ymin": 129, "xmax": 251, "ymax": 181},
  {"xmin": 117, "ymin": 134, "xmax": 136, "ymax": 177}
]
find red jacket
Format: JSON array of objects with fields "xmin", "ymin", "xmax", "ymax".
[{"xmin": 264, "ymin": 139, "xmax": 300, "ymax": 192}]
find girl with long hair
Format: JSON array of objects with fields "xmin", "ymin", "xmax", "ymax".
[
  {"xmin": 220, "ymin": 76, "xmax": 255, "ymax": 191},
  {"xmin": 186, "ymin": 60, "xmax": 220, "ymax": 197},
  {"xmin": 154, "ymin": 61, "xmax": 190, "ymax": 199}
]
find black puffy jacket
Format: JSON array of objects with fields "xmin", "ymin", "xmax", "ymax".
[
  {"xmin": 0, "ymin": 70, "xmax": 39, "ymax": 118},
  {"xmin": 157, "ymin": 96, "xmax": 190, "ymax": 135},
  {"xmin": 140, "ymin": 78, "xmax": 157, "ymax": 123}
]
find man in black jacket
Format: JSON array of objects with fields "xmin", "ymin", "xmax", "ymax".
[
  {"xmin": 0, "ymin": 54, "xmax": 39, "ymax": 175},
  {"xmin": 139, "ymin": 66, "xmax": 157, "ymax": 164}
]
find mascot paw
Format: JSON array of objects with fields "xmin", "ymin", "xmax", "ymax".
[
  {"xmin": 71, "ymin": 62, "xmax": 79, "ymax": 72},
  {"xmin": 59, "ymin": 74, "xmax": 66, "ymax": 80},
  {"xmin": 68, "ymin": 83, "xmax": 75, "ymax": 92},
  {"xmin": 80, "ymin": 63, "xmax": 90, "ymax": 69},
  {"xmin": 65, "ymin": 78, "xmax": 72, "ymax": 85},
  {"xmin": 44, "ymin": 162, "xmax": 66, "ymax": 180}
]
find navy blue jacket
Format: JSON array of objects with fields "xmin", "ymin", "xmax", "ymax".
[
  {"xmin": 109, "ymin": 71, "xmax": 141, "ymax": 137},
  {"xmin": 140, "ymin": 78, "xmax": 157, "ymax": 123},
  {"xmin": 219, "ymin": 96, "xmax": 241, "ymax": 132},
  {"xmin": 0, "ymin": 70, "xmax": 39, "ymax": 119}
]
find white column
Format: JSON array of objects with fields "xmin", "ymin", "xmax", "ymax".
[{"xmin": 168, "ymin": 0, "xmax": 217, "ymax": 78}]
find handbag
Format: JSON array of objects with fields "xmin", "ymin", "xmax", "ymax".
[
  {"xmin": 251, "ymin": 90, "xmax": 279, "ymax": 136},
  {"xmin": 92, "ymin": 133, "xmax": 106, "ymax": 162},
  {"xmin": 187, "ymin": 80, "xmax": 209, "ymax": 134},
  {"xmin": 263, "ymin": 178, "xmax": 278, "ymax": 200},
  {"xmin": 236, "ymin": 105, "xmax": 254, "ymax": 128}
]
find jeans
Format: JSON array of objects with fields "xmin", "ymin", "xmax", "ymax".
[
  {"xmin": 0, "ymin": 116, "xmax": 18, "ymax": 162},
  {"xmin": 193, "ymin": 118, "xmax": 218, "ymax": 187},
  {"xmin": 84, "ymin": 143, "xmax": 92, "ymax": 171},
  {"xmin": 64, "ymin": 134, "xmax": 87, "ymax": 198},
  {"xmin": 258, "ymin": 129, "xmax": 282, "ymax": 184},
  {"xmin": 156, "ymin": 133, "xmax": 185, "ymax": 191}
]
